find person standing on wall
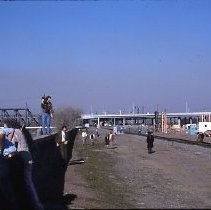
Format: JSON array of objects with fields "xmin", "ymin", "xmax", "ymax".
[{"xmin": 41, "ymin": 96, "xmax": 54, "ymax": 135}]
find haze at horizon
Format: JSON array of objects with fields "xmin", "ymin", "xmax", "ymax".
[{"xmin": 0, "ymin": 0, "xmax": 211, "ymax": 115}]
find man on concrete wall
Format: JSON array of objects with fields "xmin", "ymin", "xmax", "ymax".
[{"xmin": 41, "ymin": 96, "xmax": 54, "ymax": 135}]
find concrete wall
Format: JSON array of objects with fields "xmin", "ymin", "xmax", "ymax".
[{"xmin": 32, "ymin": 128, "xmax": 78, "ymax": 205}]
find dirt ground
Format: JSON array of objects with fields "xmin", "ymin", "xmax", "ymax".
[{"xmin": 64, "ymin": 128, "xmax": 211, "ymax": 209}]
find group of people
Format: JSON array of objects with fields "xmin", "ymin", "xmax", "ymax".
[
  {"xmin": 80, "ymin": 127, "xmax": 155, "ymax": 156},
  {"xmin": 0, "ymin": 118, "xmax": 44, "ymax": 210},
  {"xmin": 81, "ymin": 129, "xmax": 99, "ymax": 146},
  {"xmin": 81, "ymin": 129, "xmax": 116, "ymax": 149}
]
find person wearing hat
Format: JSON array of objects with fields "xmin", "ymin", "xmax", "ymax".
[{"xmin": 41, "ymin": 95, "xmax": 54, "ymax": 135}]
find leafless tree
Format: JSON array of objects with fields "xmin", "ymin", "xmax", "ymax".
[{"xmin": 52, "ymin": 106, "xmax": 83, "ymax": 131}]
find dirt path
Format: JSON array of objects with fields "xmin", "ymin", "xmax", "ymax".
[{"xmin": 64, "ymin": 128, "xmax": 211, "ymax": 209}]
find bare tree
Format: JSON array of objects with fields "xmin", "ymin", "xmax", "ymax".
[{"xmin": 52, "ymin": 106, "xmax": 83, "ymax": 131}]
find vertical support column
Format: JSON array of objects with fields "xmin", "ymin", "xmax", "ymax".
[
  {"xmin": 174, "ymin": 117, "xmax": 177, "ymax": 125},
  {"xmin": 161, "ymin": 112, "xmax": 167, "ymax": 133},
  {"xmin": 161, "ymin": 112, "xmax": 164, "ymax": 133},
  {"xmin": 201, "ymin": 115, "xmax": 204, "ymax": 122},
  {"xmin": 153, "ymin": 118, "xmax": 156, "ymax": 131},
  {"xmin": 178, "ymin": 118, "xmax": 181, "ymax": 127},
  {"xmin": 143, "ymin": 118, "xmax": 146, "ymax": 125},
  {"xmin": 113, "ymin": 118, "xmax": 116, "ymax": 126},
  {"xmin": 153, "ymin": 118, "xmax": 156, "ymax": 126},
  {"xmin": 26, "ymin": 109, "xmax": 29, "ymax": 126},
  {"xmin": 123, "ymin": 118, "xmax": 126, "ymax": 126},
  {"xmin": 164, "ymin": 113, "xmax": 168, "ymax": 133},
  {"xmin": 97, "ymin": 117, "xmax": 100, "ymax": 128}
]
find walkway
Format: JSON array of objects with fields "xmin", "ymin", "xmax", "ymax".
[{"xmin": 64, "ymin": 128, "xmax": 211, "ymax": 209}]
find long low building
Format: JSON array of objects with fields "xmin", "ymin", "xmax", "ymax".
[{"xmin": 81, "ymin": 112, "xmax": 211, "ymax": 127}]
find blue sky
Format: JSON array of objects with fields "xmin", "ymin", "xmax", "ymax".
[{"xmin": 0, "ymin": 0, "xmax": 211, "ymax": 114}]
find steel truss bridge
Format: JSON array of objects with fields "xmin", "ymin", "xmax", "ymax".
[{"xmin": 0, "ymin": 108, "xmax": 41, "ymax": 127}]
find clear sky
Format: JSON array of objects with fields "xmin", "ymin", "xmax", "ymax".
[{"xmin": 0, "ymin": 0, "xmax": 211, "ymax": 114}]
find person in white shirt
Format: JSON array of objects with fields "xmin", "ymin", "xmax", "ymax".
[
  {"xmin": 81, "ymin": 130, "xmax": 88, "ymax": 146},
  {"xmin": 109, "ymin": 131, "xmax": 115, "ymax": 147},
  {"xmin": 56, "ymin": 125, "xmax": 68, "ymax": 163}
]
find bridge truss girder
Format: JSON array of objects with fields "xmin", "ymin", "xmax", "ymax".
[{"xmin": 0, "ymin": 108, "xmax": 41, "ymax": 127}]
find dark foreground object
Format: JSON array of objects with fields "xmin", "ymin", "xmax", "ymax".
[
  {"xmin": 68, "ymin": 158, "xmax": 85, "ymax": 165},
  {"xmin": 0, "ymin": 128, "xmax": 78, "ymax": 210}
]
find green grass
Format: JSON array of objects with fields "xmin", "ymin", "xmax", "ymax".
[{"xmin": 73, "ymin": 134, "xmax": 135, "ymax": 209}]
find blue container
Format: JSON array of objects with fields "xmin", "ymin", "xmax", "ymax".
[{"xmin": 188, "ymin": 124, "xmax": 198, "ymax": 135}]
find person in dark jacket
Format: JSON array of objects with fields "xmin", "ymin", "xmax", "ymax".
[
  {"xmin": 56, "ymin": 125, "xmax": 69, "ymax": 163},
  {"xmin": 41, "ymin": 96, "xmax": 54, "ymax": 135},
  {"xmin": 146, "ymin": 131, "xmax": 154, "ymax": 154}
]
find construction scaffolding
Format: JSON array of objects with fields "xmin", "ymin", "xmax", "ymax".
[{"xmin": 161, "ymin": 112, "xmax": 168, "ymax": 133}]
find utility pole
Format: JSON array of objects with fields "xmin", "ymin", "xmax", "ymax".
[
  {"xmin": 142, "ymin": 106, "xmax": 145, "ymax": 114},
  {"xmin": 156, "ymin": 104, "xmax": 159, "ymax": 112},
  {"xmin": 132, "ymin": 103, "xmax": 135, "ymax": 115},
  {"xmin": 186, "ymin": 101, "xmax": 188, "ymax": 113},
  {"xmin": 90, "ymin": 105, "xmax": 93, "ymax": 115}
]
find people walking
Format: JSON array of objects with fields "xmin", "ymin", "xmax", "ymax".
[
  {"xmin": 109, "ymin": 131, "xmax": 115, "ymax": 147},
  {"xmin": 96, "ymin": 128, "xmax": 99, "ymax": 137},
  {"xmin": 90, "ymin": 133, "xmax": 95, "ymax": 146},
  {"xmin": 105, "ymin": 134, "xmax": 110, "ymax": 148},
  {"xmin": 81, "ymin": 130, "xmax": 88, "ymax": 146},
  {"xmin": 41, "ymin": 95, "xmax": 54, "ymax": 135},
  {"xmin": 146, "ymin": 131, "xmax": 155, "ymax": 154}
]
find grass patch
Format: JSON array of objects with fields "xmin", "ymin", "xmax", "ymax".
[{"xmin": 73, "ymin": 133, "xmax": 135, "ymax": 209}]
